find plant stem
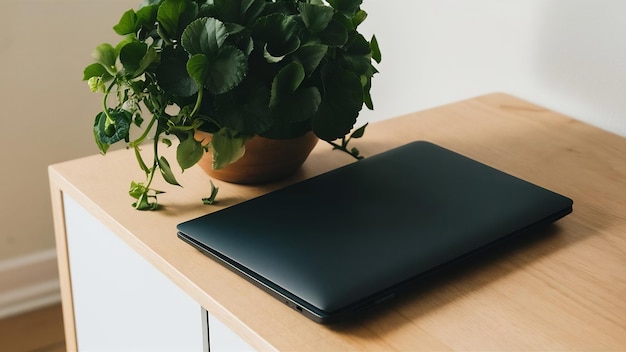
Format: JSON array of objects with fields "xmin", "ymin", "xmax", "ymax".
[
  {"xmin": 102, "ymin": 80, "xmax": 117, "ymax": 123},
  {"xmin": 129, "ymin": 113, "xmax": 158, "ymax": 148},
  {"xmin": 190, "ymin": 88, "xmax": 203, "ymax": 118},
  {"xmin": 147, "ymin": 136, "xmax": 159, "ymax": 188},
  {"xmin": 327, "ymin": 140, "xmax": 362, "ymax": 160},
  {"xmin": 133, "ymin": 134, "xmax": 160, "ymax": 210}
]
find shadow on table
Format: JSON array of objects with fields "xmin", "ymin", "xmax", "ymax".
[{"xmin": 328, "ymin": 221, "xmax": 571, "ymax": 336}]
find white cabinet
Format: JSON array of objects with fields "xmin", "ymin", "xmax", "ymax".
[{"xmin": 63, "ymin": 194, "xmax": 253, "ymax": 351}]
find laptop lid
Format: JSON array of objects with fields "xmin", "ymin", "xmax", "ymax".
[{"xmin": 177, "ymin": 141, "xmax": 573, "ymax": 323}]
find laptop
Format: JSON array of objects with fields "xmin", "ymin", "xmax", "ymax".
[{"xmin": 177, "ymin": 141, "xmax": 573, "ymax": 323}]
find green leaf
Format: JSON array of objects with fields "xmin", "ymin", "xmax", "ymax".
[
  {"xmin": 187, "ymin": 54, "xmax": 211, "ymax": 84},
  {"xmin": 93, "ymin": 109, "xmax": 132, "ymax": 147},
  {"xmin": 363, "ymin": 75, "xmax": 373, "ymax": 110},
  {"xmin": 117, "ymin": 40, "xmax": 156, "ymax": 78},
  {"xmin": 370, "ymin": 34, "xmax": 381, "ymax": 63},
  {"xmin": 182, "ymin": 17, "xmax": 228, "ymax": 56},
  {"xmin": 129, "ymin": 181, "xmax": 147, "ymax": 200},
  {"xmin": 186, "ymin": 46, "xmax": 248, "ymax": 94},
  {"xmin": 318, "ymin": 19, "xmax": 348, "ymax": 47},
  {"xmin": 327, "ymin": 0, "xmax": 362, "ymax": 17},
  {"xmin": 133, "ymin": 196, "xmax": 159, "ymax": 210},
  {"xmin": 93, "ymin": 114, "xmax": 109, "ymax": 155},
  {"xmin": 214, "ymin": 0, "xmax": 266, "ymax": 26},
  {"xmin": 328, "ymin": 68, "xmax": 364, "ymax": 111},
  {"xmin": 176, "ymin": 134, "xmax": 204, "ymax": 170},
  {"xmin": 87, "ymin": 77, "xmax": 105, "ymax": 93},
  {"xmin": 135, "ymin": 46, "xmax": 158, "ymax": 77},
  {"xmin": 270, "ymin": 62, "xmax": 305, "ymax": 108},
  {"xmin": 134, "ymin": 114, "xmax": 144, "ymax": 127},
  {"xmin": 133, "ymin": 146, "xmax": 150, "ymax": 175},
  {"xmin": 202, "ymin": 180, "xmax": 219, "ymax": 205},
  {"xmin": 113, "ymin": 9, "xmax": 138, "ymax": 35},
  {"xmin": 213, "ymin": 79, "xmax": 273, "ymax": 135},
  {"xmin": 224, "ymin": 22, "xmax": 247, "ymax": 37},
  {"xmin": 227, "ymin": 26, "xmax": 254, "ymax": 56},
  {"xmin": 119, "ymin": 41, "xmax": 148, "ymax": 74},
  {"xmin": 157, "ymin": 0, "xmax": 198, "ymax": 39},
  {"xmin": 136, "ymin": 4, "xmax": 159, "ymax": 28},
  {"xmin": 276, "ymin": 87, "xmax": 321, "ymax": 122},
  {"xmin": 294, "ymin": 44, "xmax": 328, "ymax": 76},
  {"xmin": 83, "ymin": 63, "xmax": 111, "ymax": 81},
  {"xmin": 210, "ymin": 127, "xmax": 246, "ymax": 170},
  {"xmin": 114, "ymin": 35, "xmax": 139, "ymax": 55},
  {"xmin": 157, "ymin": 47, "xmax": 198, "ymax": 97},
  {"xmin": 339, "ymin": 32, "xmax": 372, "ymax": 75},
  {"xmin": 252, "ymin": 14, "xmax": 300, "ymax": 58},
  {"xmin": 352, "ymin": 9, "xmax": 367, "ymax": 28},
  {"xmin": 312, "ymin": 68, "xmax": 363, "ymax": 141},
  {"xmin": 158, "ymin": 156, "xmax": 181, "ymax": 186},
  {"xmin": 350, "ymin": 147, "xmax": 362, "ymax": 159},
  {"xmin": 298, "ymin": 3, "xmax": 335, "ymax": 33},
  {"xmin": 92, "ymin": 43, "xmax": 118, "ymax": 75},
  {"xmin": 129, "ymin": 181, "xmax": 161, "ymax": 210},
  {"xmin": 262, "ymin": 44, "xmax": 285, "ymax": 63},
  {"xmin": 270, "ymin": 62, "xmax": 321, "ymax": 122},
  {"xmin": 313, "ymin": 100, "xmax": 357, "ymax": 142},
  {"xmin": 350, "ymin": 122, "xmax": 368, "ymax": 138}
]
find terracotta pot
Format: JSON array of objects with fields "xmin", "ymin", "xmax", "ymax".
[{"xmin": 195, "ymin": 131, "xmax": 319, "ymax": 184}]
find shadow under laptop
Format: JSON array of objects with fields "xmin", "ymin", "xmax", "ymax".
[{"xmin": 327, "ymin": 222, "xmax": 569, "ymax": 336}]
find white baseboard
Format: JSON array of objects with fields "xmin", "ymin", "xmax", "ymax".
[{"xmin": 0, "ymin": 249, "xmax": 61, "ymax": 319}]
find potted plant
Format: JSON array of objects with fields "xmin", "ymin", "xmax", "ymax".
[{"xmin": 84, "ymin": 0, "xmax": 381, "ymax": 210}]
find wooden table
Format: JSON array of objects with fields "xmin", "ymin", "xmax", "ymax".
[{"xmin": 50, "ymin": 93, "xmax": 626, "ymax": 351}]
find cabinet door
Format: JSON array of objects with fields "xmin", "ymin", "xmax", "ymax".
[
  {"xmin": 64, "ymin": 194, "xmax": 206, "ymax": 351},
  {"xmin": 202, "ymin": 309, "xmax": 256, "ymax": 351}
]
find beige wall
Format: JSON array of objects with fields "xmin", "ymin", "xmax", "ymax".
[{"xmin": 0, "ymin": 1, "xmax": 134, "ymax": 260}]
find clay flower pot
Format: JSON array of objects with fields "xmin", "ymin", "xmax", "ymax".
[{"xmin": 196, "ymin": 131, "xmax": 319, "ymax": 184}]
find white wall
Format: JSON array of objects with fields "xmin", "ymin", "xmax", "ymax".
[
  {"xmin": 358, "ymin": 0, "xmax": 626, "ymax": 138},
  {"xmin": 1, "ymin": 0, "xmax": 624, "ymax": 263}
]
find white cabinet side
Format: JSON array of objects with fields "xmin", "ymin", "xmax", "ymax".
[
  {"xmin": 208, "ymin": 312, "xmax": 256, "ymax": 351},
  {"xmin": 64, "ymin": 194, "xmax": 205, "ymax": 351}
]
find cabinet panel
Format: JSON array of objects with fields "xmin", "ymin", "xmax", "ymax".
[
  {"xmin": 64, "ymin": 194, "xmax": 205, "ymax": 351},
  {"xmin": 204, "ymin": 309, "xmax": 255, "ymax": 351}
]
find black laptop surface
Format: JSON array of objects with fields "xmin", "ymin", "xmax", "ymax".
[{"xmin": 177, "ymin": 141, "xmax": 573, "ymax": 323}]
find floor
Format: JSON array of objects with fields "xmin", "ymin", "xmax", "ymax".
[{"xmin": 0, "ymin": 304, "xmax": 66, "ymax": 352}]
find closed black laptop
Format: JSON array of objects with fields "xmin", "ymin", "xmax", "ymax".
[{"xmin": 177, "ymin": 141, "xmax": 573, "ymax": 323}]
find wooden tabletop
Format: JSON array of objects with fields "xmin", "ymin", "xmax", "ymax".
[{"xmin": 50, "ymin": 93, "xmax": 626, "ymax": 351}]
